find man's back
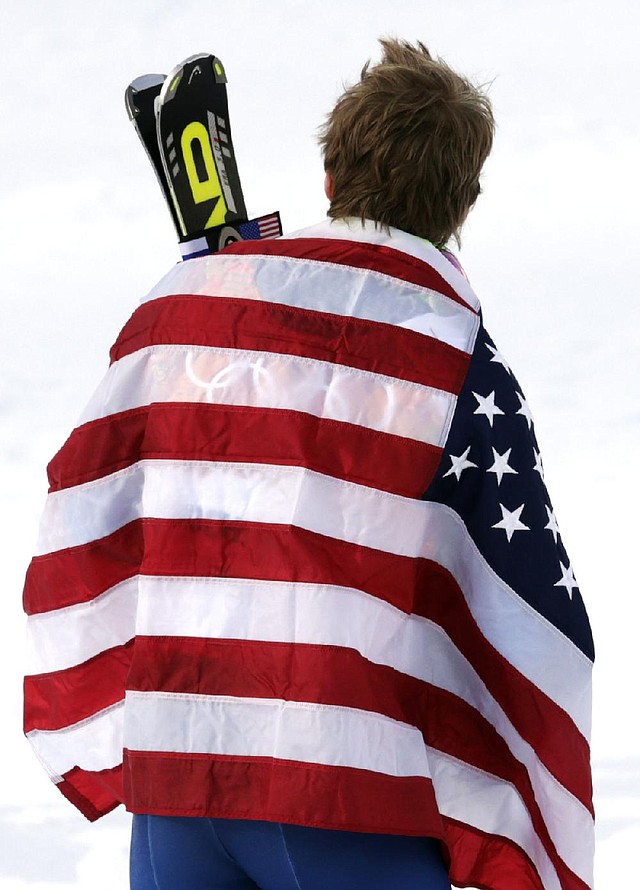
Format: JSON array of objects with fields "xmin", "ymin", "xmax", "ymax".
[{"xmin": 24, "ymin": 218, "xmax": 593, "ymax": 888}]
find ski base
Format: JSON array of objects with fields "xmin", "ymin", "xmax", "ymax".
[{"xmin": 179, "ymin": 211, "xmax": 283, "ymax": 260}]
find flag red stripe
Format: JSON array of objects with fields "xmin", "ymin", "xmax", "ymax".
[
  {"xmin": 222, "ymin": 237, "xmax": 475, "ymax": 311},
  {"xmin": 444, "ymin": 818, "xmax": 590, "ymax": 890},
  {"xmin": 24, "ymin": 521, "xmax": 143, "ymax": 615},
  {"xmin": 24, "ymin": 641, "xmax": 132, "ymax": 732},
  {"xmin": 58, "ymin": 752, "xmax": 587, "ymax": 890},
  {"xmin": 123, "ymin": 752, "xmax": 587, "ymax": 888},
  {"xmin": 45, "ymin": 404, "xmax": 443, "ymax": 497},
  {"xmin": 57, "ymin": 764, "xmax": 123, "ymax": 822},
  {"xmin": 24, "ymin": 519, "xmax": 591, "ymax": 810},
  {"xmin": 109, "ymin": 294, "xmax": 470, "ymax": 391},
  {"xmin": 445, "ymin": 820, "xmax": 540, "ymax": 890},
  {"xmin": 124, "ymin": 748, "xmax": 442, "ymax": 836}
]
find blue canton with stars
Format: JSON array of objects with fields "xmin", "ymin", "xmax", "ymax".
[{"xmin": 424, "ymin": 323, "xmax": 594, "ymax": 661}]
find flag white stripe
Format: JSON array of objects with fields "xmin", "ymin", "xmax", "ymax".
[
  {"xmin": 35, "ymin": 461, "xmax": 591, "ymax": 740},
  {"xmin": 143, "ymin": 251, "xmax": 479, "ymax": 354},
  {"xmin": 25, "ymin": 577, "xmax": 138, "ymax": 674},
  {"xmin": 280, "ymin": 217, "xmax": 481, "ymax": 312},
  {"xmin": 124, "ymin": 691, "xmax": 432, "ymax": 779},
  {"xmin": 76, "ymin": 344, "xmax": 456, "ymax": 446},
  {"xmin": 26, "ymin": 701, "xmax": 125, "ymax": 778},
  {"xmin": 425, "ymin": 747, "xmax": 564, "ymax": 890}
]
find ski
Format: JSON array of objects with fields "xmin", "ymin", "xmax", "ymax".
[
  {"xmin": 125, "ymin": 53, "xmax": 282, "ymax": 258},
  {"xmin": 125, "ymin": 72, "xmax": 182, "ymax": 236},
  {"xmin": 156, "ymin": 53, "xmax": 248, "ymax": 239}
]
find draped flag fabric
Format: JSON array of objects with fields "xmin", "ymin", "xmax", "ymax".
[{"xmin": 23, "ymin": 218, "xmax": 594, "ymax": 890}]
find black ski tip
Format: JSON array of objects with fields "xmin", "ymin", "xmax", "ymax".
[
  {"xmin": 125, "ymin": 73, "xmax": 166, "ymax": 120},
  {"xmin": 159, "ymin": 54, "xmax": 227, "ymax": 105}
]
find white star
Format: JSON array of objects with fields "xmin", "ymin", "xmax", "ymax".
[
  {"xmin": 492, "ymin": 503, "xmax": 530, "ymax": 541},
  {"xmin": 487, "ymin": 447, "xmax": 518, "ymax": 485},
  {"xmin": 444, "ymin": 446, "xmax": 477, "ymax": 481},
  {"xmin": 472, "ymin": 391, "xmax": 505, "ymax": 427},
  {"xmin": 533, "ymin": 448, "xmax": 544, "ymax": 479},
  {"xmin": 516, "ymin": 392, "xmax": 534, "ymax": 429},
  {"xmin": 486, "ymin": 343, "xmax": 511, "ymax": 372},
  {"xmin": 554, "ymin": 561, "xmax": 578, "ymax": 600},
  {"xmin": 544, "ymin": 506, "xmax": 560, "ymax": 543}
]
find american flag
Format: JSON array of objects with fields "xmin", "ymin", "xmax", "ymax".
[
  {"xmin": 23, "ymin": 218, "xmax": 593, "ymax": 889},
  {"xmin": 238, "ymin": 210, "xmax": 282, "ymax": 241}
]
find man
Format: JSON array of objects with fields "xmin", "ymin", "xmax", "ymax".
[{"xmin": 24, "ymin": 39, "xmax": 594, "ymax": 889}]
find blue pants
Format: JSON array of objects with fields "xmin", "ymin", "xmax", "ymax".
[{"xmin": 130, "ymin": 815, "xmax": 451, "ymax": 889}]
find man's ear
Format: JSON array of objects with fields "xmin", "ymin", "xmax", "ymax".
[{"xmin": 324, "ymin": 170, "xmax": 334, "ymax": 201}]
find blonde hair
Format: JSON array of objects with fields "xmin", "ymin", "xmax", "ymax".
[{"xmin": 319, "ymin": 38, "xmax": 494, "ymax": 246}]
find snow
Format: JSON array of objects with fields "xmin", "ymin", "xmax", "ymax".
[{"xmin": 2, "ymin": 0, "xmax": 639, "ymax": 885}]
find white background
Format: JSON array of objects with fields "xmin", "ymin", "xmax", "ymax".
[{"xmin": 1, "ymin": 1, "xmax": 638, "ymax": 886}]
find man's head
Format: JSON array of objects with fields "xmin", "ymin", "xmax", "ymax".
[{"xmin": 319, "ymin": 39, "xmax": 494, "ymax": 246}]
